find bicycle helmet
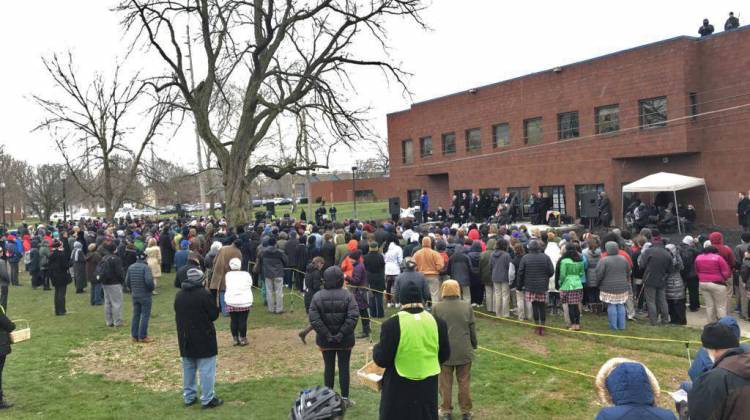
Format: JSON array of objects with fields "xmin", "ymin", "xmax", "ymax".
[{"xmin": 290, "ymin": 386, "xmax": 345, "ymax": 420}]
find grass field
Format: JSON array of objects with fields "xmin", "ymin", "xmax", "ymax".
[{"xmin": 1, "ymin": 270, "xmax": 698, "ymax": 419}]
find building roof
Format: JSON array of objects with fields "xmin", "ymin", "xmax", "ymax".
[{"xmin": 388, "ymin": 24, "xmax": 750, "ymax": 116}]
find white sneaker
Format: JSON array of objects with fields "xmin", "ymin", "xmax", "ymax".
[{"xmin": 387, "ymin": 303, "xmax": 394, "ymax": 308}]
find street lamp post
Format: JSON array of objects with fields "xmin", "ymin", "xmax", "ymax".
[
  {"xmin": 351, "ymin": 166, "xmax": 358, "ymax": 220},
  {"xmin": 0, "ymin": 181, "xmax": 6, "ymax": 227},
  {"xmin": 61, "ymin": 175, "xmax": 67, "ymax": 223}
]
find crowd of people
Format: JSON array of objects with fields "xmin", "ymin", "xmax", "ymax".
[{"xmin": 0, "ymin": 204, "xmax": 748, "ymax": 418}]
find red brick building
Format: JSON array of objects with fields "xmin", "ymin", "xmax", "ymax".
[
  {"xmin": 310, "ymin": 175, "xmax": 391, "ymax": 204},
  {"xmin": 386, "ymin": 26, "xmax": 750, "ymax": 227}
]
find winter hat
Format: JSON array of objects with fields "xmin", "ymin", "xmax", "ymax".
[
  {"xmin": 229, "ymin": 257, "xmax": 242, "ymax": 271},
  {"xmin": 136, "ymin": 252, "xmax": 146, "ymax": 261},
  {"xmin": 703, "ymin": 240, "xmax": 712, "ymax": 249},
  {"xmin": 268, "ymin": 236, "xmax": 277, "ymax": 247},
  {"xmin": 369, "ymin": 242, "xmax": 379, "ymax": 251},
  {"xmin": 682, "ymin": 235, "xmax": 695, "ymax": 246},
  {"xmin": 180, "ymin": 239, "xmax": 191, "ymax": 250},
  {"xmin": 349, "ymin": 250, "xmax": 362, "ymax": 260},
  {"xmin": 441, "ymin": 279, "xmax": 460, "ymax": 299},
  {"xmin": 210, "ymin": 241, "xmax": 223, "ymax": 252},
  {"xmin": 605, "ymin": 241, "xmax": 619, "ymax": 256},
  {"xmin": 400, "ymin": 281, "xmax": 423, "ymax": 305},
  {"xmin": 183, "ymin": 268, "xmax": 205, "ymax": 289},
  {"xmin": 442, "ymin": 227, "xmax": 450, "ymax": 236},
  {"xmin": 701, "ymin": 321, "xmax": 740, "ymax": 350}
]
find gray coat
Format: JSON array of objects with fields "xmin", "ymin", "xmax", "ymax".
[
  {"xmin": 640, "ymin": 245, "xmax": 672, "ymax": 289},
  {"xmin": 446, "ymin": 247, "xmax": 472, "ymax": 287},
  {"xmin": 432, "ymin": 297, "xmax": 477, "ymax": 366},
  {"xmin": 490, "ymin": 250, "xmax": 512, "ymax": 283},
  {"xmin": 593, "ymin": 254, "xmax": 631, "ymax": 294}
]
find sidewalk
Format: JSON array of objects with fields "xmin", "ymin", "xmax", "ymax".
[{"xmin": 685, "ymin": 307, "xmax": 750, "ymax": 338}]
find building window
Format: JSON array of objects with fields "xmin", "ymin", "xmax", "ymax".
[
  {"xmin": 639, "ymin": 96, "xmax": 667, "ymax": 128},
  {"xmin": 689, "ymin": 92, "xmax": 698, "ymax": 120},
  {"xmin": 539, "ymin": 185, "xmax": 567, "ymax": 214},
  {"xmin": 492, "ymin": 123, "xmax": 509, "ymax": 148},
  {"xmin": 574, "ymin": 184, "xmax": 604, "ymax": 218},
  {"xmin": 407, "ymin": 189, "xmax": 421, "ymax": 207},
  {"xmin": 442, "ymin": 132, "xmax": 456, "ymax": 155},
  {"xmin": 524, "ymin": 117, "xmax": 543, "ymax": 144},
  {"xmin": 402, "ymin": 139, "xmax": 413, "ymax": 164},
  {"xmin": 465, "ymin": 128, "xmax": 481, "ymax": 152},
  {"xmin": 479, "ymin": 188, "xmax": 500, "ymax": 199},
  {"xmin": 420, "ymin": 136, "xmax": 433, "ymax": 158},
  {"xmin": 354, "ymin": 189, "xmax": 375, "ymax": 202},
  {"xmin": 557, "ymin": 111, "xmax": 579, "ymax": 140},
  {"xmin": 595, "ymin": 104, "xmax": 619, "ymax": 134}
]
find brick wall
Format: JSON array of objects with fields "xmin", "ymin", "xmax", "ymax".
[
  {"xmin": 385, "ymin": 27, "xmax": 750, "ymax": 227},
  {"xmin": 310, "ymin": 177, "xmax": 392, "ymax": 204}
]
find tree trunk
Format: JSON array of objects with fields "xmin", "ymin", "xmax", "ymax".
[{"xmin": 223, "ymin": 165, "xmax": 249, "ymax": 225}]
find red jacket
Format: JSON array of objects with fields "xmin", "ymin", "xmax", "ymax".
[{"xmin": 709, "ymin": 232, "xmax": 735, "ymax": 268}]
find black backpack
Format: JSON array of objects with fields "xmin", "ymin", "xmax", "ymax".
[{"xmin": 96, "ymin": 255, "xmax": 115, "ymax": 282}]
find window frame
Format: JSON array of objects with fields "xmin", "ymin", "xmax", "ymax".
[
  {"xmin": 557, "ymin": 111, "xmax": 580, "ymax": 140},
  {"xmin": 465, "ymin": 128, "xmax": 482, "ymax": 152},
  {"xmin": 539, "ymin": 185, "xmax": 567, "ymax": 214},
  {"xmin": 638, "ymin": 96, "xmax": 668, "ymax": 129},
  {"xmin": 419, "ymin": 136, "xmax": 433, "ymax": 158},
  {"xmin": 595, "ymin": 104, "xmax": 620, "ymax": 135},
  {"xmin": 492, "ymin": 123, "xmax": 510, "ymax": 148},
  {"xmin": 401, "ymin": 139, "xmax": 414, "ymax": 164},
  {"xmin": 441, "ymin": 132, "xmax": 456, "ymax": 155},
  {"xmin": 523, "ymin": 117, "xmax": 543, "ymax": 145}
]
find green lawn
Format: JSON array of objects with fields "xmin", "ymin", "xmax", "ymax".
[{"xmin": 2, "ymin": 271, "xmax": 696, "ymax": 419}]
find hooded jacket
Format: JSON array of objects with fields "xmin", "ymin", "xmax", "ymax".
[
  {"xmin": 479, "ymin": 238, "xmax": 497, "ymax": 286},
  {"xmin": 446, "ymin": 246, "xmax": 472, "ymax": 287},
  {"xmin": 489, "ymin": 249, "xmax": 512, "ymax": 284},
  {"xmin": 689, "ymin": 347, "xmax": 750, "ymax": 420},
  {"xmin": 709, "ymin": 232, "xmax": 736, "ymax": 268},
  {"xmin": 595, "ymin": 361, "xmax": 675, "ymax": 420},
  {"xmin": 308, "ymin": 267, "xmax": 359, "ymax": 350},
  {"xmin": 174, "ymin": 274, "xmax": 219, "ymax": 359},
  {"xmin": 412, "ymin": 237, "xmax": 444, "ymax": 276},
  {"xmin": 517, "ymin": 241, "xmax": 554, "ymax": 293},
  {"xmin": 593, "ymin": 243, "xmax": 631, "ymax": 294},
  {"xmin": 334, "ymin": 234, "xmax": 350, "ymax": 265},
  {"xmin": 664, "ymin": 244, "xmax": 685, "ymax": 300}
]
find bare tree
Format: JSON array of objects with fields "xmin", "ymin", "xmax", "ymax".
[
  {"xmin": 19, "ymin": 164, "xmax": 66, "ymax": 222},
  {"xmin": 356, "ymin": 138, "xmax": 390, "ymax": 176},
  {"xmin": 0, "ymin": 147, "xmax": 29, "ymax": 225},
  {"xmin": 118, "ymin": 0, "xmax": 426, "ymax": 223},
  {"xmin": 33, "ymin": 52, "xmax": 173, "ymax": 219}
]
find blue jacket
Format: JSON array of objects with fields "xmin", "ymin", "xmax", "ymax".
[
  {"xmin": 596, "ymin": 362, "xmax": 676, "ymax": 420},
  {"xmin": 174, "ymin": 249, "xmax": 189, "ymax": 271},
  {"xmin": 420, "ymin": 194, "xmax": 428, "ymax": 211},
  {"xmin": 125, "ymin": 260, "xmax": 154, "ymax": 299}
]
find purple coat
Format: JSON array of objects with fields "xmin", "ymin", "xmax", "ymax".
[{"xmin": 348, "ymin": 261, "xmax": 369, "ymax": 310}]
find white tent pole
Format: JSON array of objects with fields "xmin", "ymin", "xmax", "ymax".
[
  {"xmin": 704, "ymin": 184, "xmax": 717, "ymax": 226},
  {"xmin": 621, "ymin": 189, "xmax": 625, "ymax": 228},
  {"xmin": 674, "ymin": 191, "xmax": 680, "ymax": 232}
]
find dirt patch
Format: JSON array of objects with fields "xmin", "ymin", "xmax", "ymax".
[{"xmin": 69, "ymin": 327, "xmax": 367, "ymax": 392}]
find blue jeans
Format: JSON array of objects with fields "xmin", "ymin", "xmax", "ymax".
[
  {"xmin": 131, "ymin": 296, "xmax": 152, "ymax": 339},
  {"xmin": 219, "ymin": 291, "xmax": 228, "ymax": 317},
  {"xmin": 182, "ymin": 356, "xmax": 217, "ymax": 405},
  {"xmin": 607, "ymin": 303, "xmax": 626, "ymax": 330},
  {"xmin": 90, "ymin": 283, "xmax": 104, "ymax": 305}
]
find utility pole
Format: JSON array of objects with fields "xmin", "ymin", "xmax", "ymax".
[
  {"xmin": 351, "ymin": 166, "xmax": 358, "ymax": 220},
  {"xmin": 302, "ymin": 114, "xmax": 313, "ymax": 219},
  {"xmin": 186, "ymin": 24, "xmax": 207, "ymax": 216},
  {"xmin": 0, "ymin": 181, "xmax": 6, "ymax": 227}
]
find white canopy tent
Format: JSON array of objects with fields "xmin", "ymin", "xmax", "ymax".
[{"xmin": 621, "ymin": 172, "xmax": 715, "ymax": 234}]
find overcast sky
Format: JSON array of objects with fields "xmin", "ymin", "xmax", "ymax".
[{"xmin": 0, "ymin": 1, "xmax": 743, "ymax": 170}]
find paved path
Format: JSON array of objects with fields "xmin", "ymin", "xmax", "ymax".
[{"xmin": 685, "ymin": 307, "xmax": 750, "ymax": 338}]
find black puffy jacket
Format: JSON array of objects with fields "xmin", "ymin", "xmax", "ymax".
[
  {"xmin": 518, "ymin": 243, "xmax": 554, "ymax": 293},
  {"xmin": 308, "ymin": 271, "xmax": 359, "ymax": 350}
]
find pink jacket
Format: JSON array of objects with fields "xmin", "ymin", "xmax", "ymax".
[{"xmin": 694, "ymin": 253, "xmax": 731, "ymax": 283}]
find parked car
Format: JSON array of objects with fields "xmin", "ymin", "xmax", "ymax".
[{"xmin": 252, "ymin": 199, "xmax": 263, "ymax": 207}]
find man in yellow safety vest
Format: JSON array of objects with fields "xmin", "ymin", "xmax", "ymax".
[{"xmin": 373, "ymin": 281, "xmax": 450, "ymax": 420}]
